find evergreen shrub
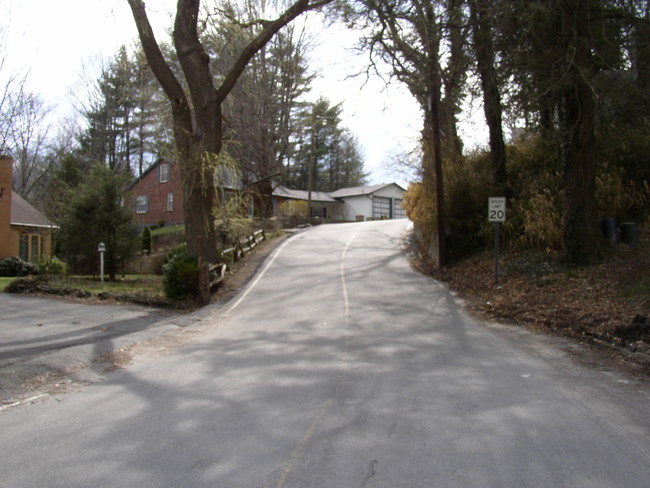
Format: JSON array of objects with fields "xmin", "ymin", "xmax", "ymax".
[
  {"xmin": 0, "ymin": 257, "xmax": 39, "ymax": 277},
  {"xmin": 142, "ymin": 227, "xmax": 152, "ymax": 255},
  {"xmin": 162, "ymin": 244, "xmax": 199, "ymax": 300}
]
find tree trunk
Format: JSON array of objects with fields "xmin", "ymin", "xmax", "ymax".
[
  {"xmin": 174, "ymin": 0, "xmax": 221, "ymax": 264},
  {"xmin": 441, "ymin": 0, "xmax": 468, "ymax": 160},
  {"xmin": 634, "ymin": 18, "xmax": 650, "ymax": 108},
  {"xmin": 259, "ymin": 178, "xmax": 274, "ymax": 218},
  {"xmin": 470, "ymin": 0, "xmax": 507, "ymax": 194},
  {"xmin": 559, "ymin": 0, "xmax": 600, "ymax": 266},
  {"xmin": 424, "ymin": 6, "xmax": 447, "ymax": 268}
]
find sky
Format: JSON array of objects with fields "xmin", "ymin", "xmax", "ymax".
[{"xmin": 1, "ymin": 0, "xmax": 487, "ymax": 186}]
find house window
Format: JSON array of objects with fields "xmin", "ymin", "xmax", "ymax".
[
  {"xmin": 159, "ymin": 163, "xmax": 170, "ymax": 183},
  {"xmin": 135, "ymin": 195, "xmax": 149, "ymax": 214},
  {"xmin": 30, "ymin": 235, "xmax": 40, "ymax": 262},
  {"xmin": 19, "ymin": 233, "xmax": 41, "ymax": 263},
  {"xmin": 19, "ymin": 235, "xmax": 29, "ymax": 261},
  {"xmin": 166, "ymin": 192, "xmax": 174, "ymax": 212}
]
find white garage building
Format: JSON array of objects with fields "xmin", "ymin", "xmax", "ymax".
[
  {"xmin": 272, "ymin": 182, "xmax": 407, "ymax": 221},
  {"xmin": 330, "ymin": 183, "xmax": 407, "ymax": 221}
]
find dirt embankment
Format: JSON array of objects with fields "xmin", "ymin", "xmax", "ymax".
[{"xmin": 413, "ymin": 229, "xmax": 650, "ymax": 369}]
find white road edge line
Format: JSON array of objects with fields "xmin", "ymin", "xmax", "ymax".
[
  {"xmin": 0, "ymin": 393, "xmax": 48, "ymax": 412},
  {"xmin": 223, "ymin": 233, "xmax": 298, "ymax": 316}
]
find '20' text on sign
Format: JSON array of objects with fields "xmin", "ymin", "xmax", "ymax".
[{"xmin": 489, "ymin": 197, "xmax": 506, "ymax": 222}]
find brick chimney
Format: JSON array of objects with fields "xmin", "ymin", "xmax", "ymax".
[{"xmin": 0, "ymin": 156, "xmax": 13, "ymax": 258}]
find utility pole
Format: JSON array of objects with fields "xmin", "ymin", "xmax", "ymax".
[{"xmin": 306, "ymin": 113, "xmax": 335, "ymax": 218}]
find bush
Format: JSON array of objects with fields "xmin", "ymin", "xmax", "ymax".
[
  {"xmin": 503, "ymin": 138, "xmax": 564, "ymax": 251},
  {"xmin": 444, "ymin": 150, "xmax": 493, "ymax": 259},
  {"xmin": 142, "ymin": 227, "xmax": 152, "ymax": 255},
  {"xmin": 38, "ymin": 257, "xmax": 68, "ymax": 275},
  {"xmin": 162, "ymin": 244, "xmax": 199, "ymax": 300},
  {"xmin": 0, "ymin": 256, "xmax": 39, "ymax": 277},
  {"xmin": 596, "ymin": 162, "xmax": 649, "ymax": 223},
  {"xmin": 278, "ymin": 200, "xmax": 308, "ymax": 218}
]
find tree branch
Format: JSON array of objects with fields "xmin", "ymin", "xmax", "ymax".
[
  {"xmin": 126, "ymin": 0, "xmax": 189, "ymax": 114},
  {"xmin": 216, "ymin": 0, "xmax": 334, "ymax": 102}
]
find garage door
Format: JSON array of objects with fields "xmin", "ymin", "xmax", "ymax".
[
  {"xmin": 373, "ymin": 196, "xmax": 406, "ymax": 219},
  {"xmin": 393, "ymin": 199, "xmax": 406, "ymax": 219},
  {"xmin": 372, "ymin": 196, "xmax": 392, "ymax": 219}
]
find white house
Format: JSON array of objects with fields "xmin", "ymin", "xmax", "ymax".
[
  {"xmin": 272, "ymin": 182, "xmax": 407, "ymax": 221},
  {"xmin": 330, "ymin": 183, "xmax": 407, "ymax": 221}
]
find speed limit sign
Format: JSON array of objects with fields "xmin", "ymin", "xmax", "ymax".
[{"xmin": 489, "ymin": 197, "xmax": 506, "ymax": 222}]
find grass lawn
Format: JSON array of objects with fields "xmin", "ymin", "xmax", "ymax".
[
  {"xmin": 0, "ymin": 277, "xmax": 13, "ymax": 292},
  {"xmin": 150, "ymin": 225, "xmax": 184, "ymax": 236},
  {"xmin": 1, "ymin": 274, "xmax": 165, "ymax": 298},
  {"xmin": 49, "ymin": 274, "xmax": 165, "ymax": 296}
]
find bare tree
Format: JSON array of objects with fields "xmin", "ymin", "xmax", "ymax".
[
  {"xmin": 350, "ymin": 0, "xmax": 454, "ymax": 266},
  {"xmin": 0, "ymin": 26, "xmax": 28, "ymax": 156},
  {"xmin": 127, "ymin": 0, "xmax": 333, "ymax": 300},
  {"xmin": 7, "ymin": 91, "xmax": 53, "ymax": 198},
  {"xmin": 0, "ymin": 26, "xmax": 53, "ymax": 199}
]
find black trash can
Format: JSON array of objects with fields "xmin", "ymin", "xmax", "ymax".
[
  {"xmin": 621, "ymin": 222, "xmax": 639, "ymax": 244},
  {"xmin": 600, "ymin": 218, "xmax": 617, "ymax": 241}
]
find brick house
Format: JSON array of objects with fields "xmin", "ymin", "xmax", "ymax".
[
  {"xmin": 0, "ymin": 156, "xmax": 56, "ymax": 262},
  {"xmin": 127, "ymin": 159, "xmax": 249, "ymax": 228},
  {"xmin": 127, "ymin": 159, "xmax": 184, "ymax": 228}
]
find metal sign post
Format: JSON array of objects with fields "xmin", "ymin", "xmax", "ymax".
[{"xmin": 488, "ymin": 197, "xmax": 506, "ymax": 285}]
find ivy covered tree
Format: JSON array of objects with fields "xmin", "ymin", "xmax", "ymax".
[{"xmin": 127, "ymin": 0, "xmax": 334, "ymax": 301}]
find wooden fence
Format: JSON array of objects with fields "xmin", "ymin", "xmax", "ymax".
[{"xmin": 208, "ymin": 229, "xmax": 266, "ymax": 291}]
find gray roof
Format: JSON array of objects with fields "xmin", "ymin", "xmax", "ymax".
[
  {"xmin": 272, "ymin": 184, "xmax": 340, "ymax": 203},
  {"xmin": 272, "ymin": 182, "xmax": 407, "ymax": 202},
  {"xmin": 329, "ymin": 183, "xmax": 406, "ymax": 198},
  {"xmin": 11, "ymin": 191, "xmax": 56, "ymax": 228}
]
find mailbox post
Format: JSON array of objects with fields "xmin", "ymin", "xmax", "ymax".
[{"xmin": 98, "ymin": 242, "xmax": 106, "ymax": 284}]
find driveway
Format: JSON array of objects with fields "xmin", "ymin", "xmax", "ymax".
[{"xmin": 0, "ymin": 294, "xmax": 179, "ymax": 398}]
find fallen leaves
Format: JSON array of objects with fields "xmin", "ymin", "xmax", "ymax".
[{"xmin": 418, "ymin": 232, "xmax": 650, "ymax": 365}]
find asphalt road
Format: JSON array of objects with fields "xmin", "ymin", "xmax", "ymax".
[
  {"xmin": 0, "ymin": 294, "xmax": 179, "ymax": 397},
  {"xmin": 1, "ymin": 219, "xmax": 650, "ymax": 487},
  {"xmin": 0, "ymin": 295, "xmax": 175, "ymax": 365}
]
